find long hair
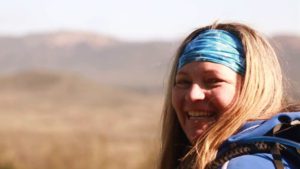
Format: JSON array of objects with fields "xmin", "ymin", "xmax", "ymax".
[{"xmin": 158, "ymin": 22, "xmax": 287, "ymax": 169}]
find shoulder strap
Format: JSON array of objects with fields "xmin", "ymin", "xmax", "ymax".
[{"xmin": 208, "ymin": 118, "xmax": 300, "ymax": 169}]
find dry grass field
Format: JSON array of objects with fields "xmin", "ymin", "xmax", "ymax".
[{"xmin": 0, "ymin": 71, "xmax": 163, "ymax": 169}]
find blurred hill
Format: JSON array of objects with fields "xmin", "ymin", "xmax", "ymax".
[{"xmin": 0, "ymin": 31, "xmax": 178, "ymax": 91}]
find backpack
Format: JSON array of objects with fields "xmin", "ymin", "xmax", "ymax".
[{"xmin": 208, "ymin": 112, "xmax": 300, "ymax": 169}]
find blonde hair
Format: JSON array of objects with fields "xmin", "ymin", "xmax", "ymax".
[{"xmin": 158, "ymin": 22, "xmax": 287, "ymax": 169}]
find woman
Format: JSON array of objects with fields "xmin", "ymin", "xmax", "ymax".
[{"xmin": 159, "ymin": 22, "xmax": 300, "ymax": 169}]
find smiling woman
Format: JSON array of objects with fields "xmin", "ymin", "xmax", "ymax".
[
  {"xmin": 158, "ymin": 22, "xmax": 300, "ymax": 169},
  {"xmin": 172, "ymin": 62, "xmax": 241, "ymax": 143}
]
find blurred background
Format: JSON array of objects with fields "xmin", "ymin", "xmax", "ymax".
[{"xmin": 0, "ymin": 0, "xmax": 299, "ymax": 169}]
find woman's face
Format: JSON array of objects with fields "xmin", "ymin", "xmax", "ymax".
[{"xmin": 172, "ymin": 61, "xmax": 242, "ymax": 143}]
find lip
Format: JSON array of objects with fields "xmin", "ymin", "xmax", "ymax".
[{"xmin": 186, "ymin": 110, "xmax": 216, "ymax": 120}]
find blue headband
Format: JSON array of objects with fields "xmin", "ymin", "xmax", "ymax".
[{"xmin": 177, "ymin": 29, "xmax": 245, "ymax": 75}]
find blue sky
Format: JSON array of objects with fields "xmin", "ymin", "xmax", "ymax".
[{"xmin": 0, "ymin": 0, "xmax": 299, "ymax": 41}]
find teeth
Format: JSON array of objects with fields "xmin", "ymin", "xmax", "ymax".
[{"xmin": 188, "ymin": 111, "xmax": 212, "ymax": 117}]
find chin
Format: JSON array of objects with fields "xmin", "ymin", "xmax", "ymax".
[{"xmin": 188, "ymin": 130, "xmax": 205, "ymax": 144}]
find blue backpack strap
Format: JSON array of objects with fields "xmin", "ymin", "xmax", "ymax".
[
  {"xmin": 208, "ymin": 112, "xmax": 300, "ymax": 169},
  {"xmin": 227, "ymin": 113, "xmax": 300, "ymax": 142},
  {"xmin": 243, "ymin": 118, "xmax": 300, "ymax": 169}
]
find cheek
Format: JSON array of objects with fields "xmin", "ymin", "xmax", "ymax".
[
  {"xmin": 171, "ymin": 88, "xmax": 185, "ymax": 120},
  {"xmin": 171, "ymin": 88, "xmax": 181, "ymax": 112},
  {"xmin": 212, "ymin": 87, "xmax": 237, "ymax": 111}
]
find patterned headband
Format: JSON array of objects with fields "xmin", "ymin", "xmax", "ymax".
[{"xmin": 177, "ymin": 29, "xmax": 245, "ymax": 75}]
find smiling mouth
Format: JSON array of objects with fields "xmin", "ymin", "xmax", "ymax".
[{"xmin": 188, "ymin": 111, "xmax": 215, "ymax": 120}]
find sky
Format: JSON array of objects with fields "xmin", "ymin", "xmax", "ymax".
[{"xmin": 0, "ymin": 0, "xmax": 299, "ymax": 41}]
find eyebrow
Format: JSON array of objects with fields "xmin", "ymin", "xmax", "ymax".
[{"xmin": 176, "ymin": 71, "xmax": 188, "ymax": 76}]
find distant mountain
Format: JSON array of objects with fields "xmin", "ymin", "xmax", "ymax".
[
  {"xmin": 0, "ymin": 31, "xmax": 117, "ymax": 48},
  {"xmin": 0, "ymin": 31, "xmax": 178, "ymax": 91},
  {"xmin": 0, "ymin": 31, "xmax": 299, "ymax": 96}
]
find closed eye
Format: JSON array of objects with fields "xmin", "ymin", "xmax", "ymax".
[
  {"xmin": 206, "ymin": 78, "xmax": 223, "ymax": 84},
  {"xmin": 204, "ymin": 78, "xmax": 224, "ymax": 88},
  {"xmin": 175, "ymin": 79, "xmax": 191, "ymax": 88}
]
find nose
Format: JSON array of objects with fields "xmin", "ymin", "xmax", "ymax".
[{"xmin": 186, "ymin": 84, "xmax": 206, "ymax": 101}]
